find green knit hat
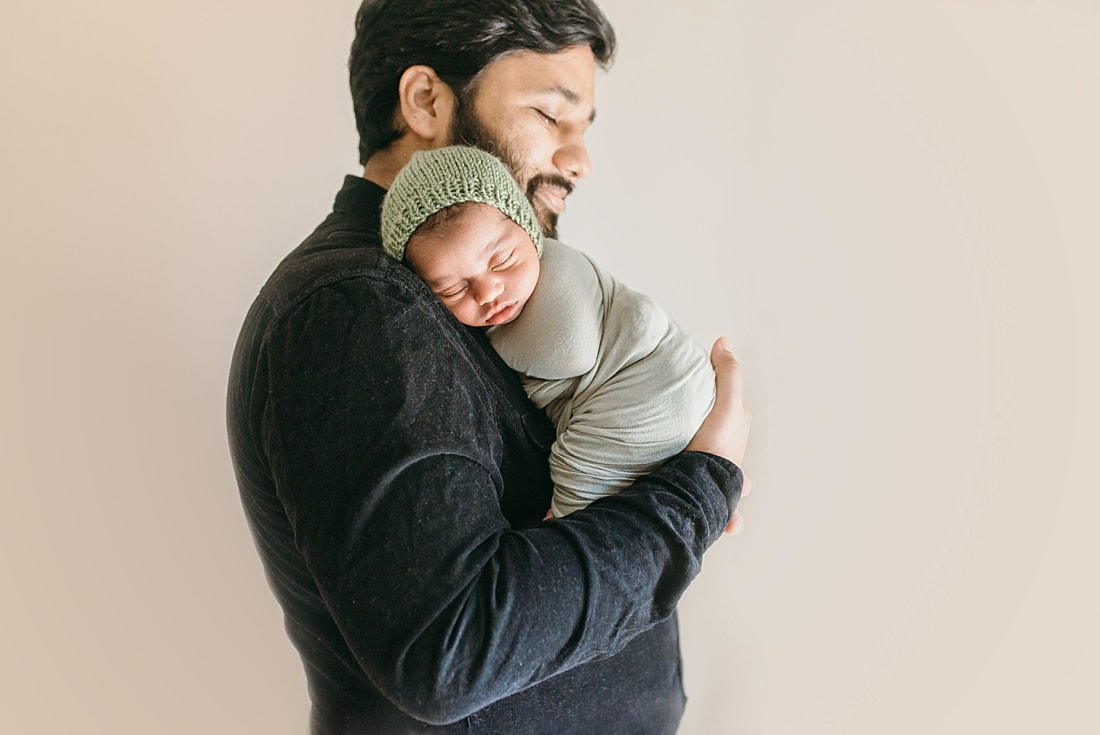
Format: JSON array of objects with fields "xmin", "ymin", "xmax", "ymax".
[{"xmin": 381, "ymin": 146, "xmax": 543, "ymax": 262}]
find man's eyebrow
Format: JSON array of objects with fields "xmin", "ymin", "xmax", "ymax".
[
  {"xmin": 544, "ymin": 85, "xmax": 597, "ymax": 124},
  {"xmin": 549, "ymin": 85, "xmax": 580, "ymax": 104}
]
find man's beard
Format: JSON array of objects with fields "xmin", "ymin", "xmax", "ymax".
[{"xmin": 450, "ymin": 98, "xmax": 573, "ymax": 240}]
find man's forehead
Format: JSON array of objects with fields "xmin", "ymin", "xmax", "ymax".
[
  {"xmin": 480, "ymin": 47, "xmax": 596, "ymax": 92},
  {"xmin": 475, "ymin": 48, "xmax": 598, "ymax": 125}
]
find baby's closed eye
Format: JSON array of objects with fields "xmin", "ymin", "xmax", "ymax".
[{"xmin": 437, "ymin": 284, "xmax": 468, "ymax": 300}]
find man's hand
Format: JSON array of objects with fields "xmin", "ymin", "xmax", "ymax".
[
  {"xmin": 687, "ymin": 337, "xmax": 751, "ymax": 463},
  {"xmin": 724, "ymin": 474, "xmax": 751, "ymax": 535},
  {"xmin": 686, "ymin": 337, "xmax": 752, "ymax": 534}
]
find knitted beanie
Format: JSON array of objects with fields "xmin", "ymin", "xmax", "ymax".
[{"xmin": 381, "ymin": 146, "xmax": 543, "ymax": 261}]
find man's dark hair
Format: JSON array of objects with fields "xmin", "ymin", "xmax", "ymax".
[{"xmin": 350, "ymin": 0, "xmax": 617, "ymax": 165}]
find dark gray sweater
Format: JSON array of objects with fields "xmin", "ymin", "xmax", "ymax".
[{"xmin": 227, "ymin": 176, "xmax": 743, "ymax": 734}]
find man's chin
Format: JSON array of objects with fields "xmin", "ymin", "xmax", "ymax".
[{"xmin": 534, "ymin": 206, "xmax": 559, "ymax": 240}]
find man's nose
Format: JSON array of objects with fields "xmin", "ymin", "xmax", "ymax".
[{"xmin": 554, "ymin": 137, "xmax": 592, "ymax": 181}]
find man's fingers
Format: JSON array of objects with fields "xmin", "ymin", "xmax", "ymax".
[
  {"xmin": 704, "ymin": 337, "xmax": 752, "ymax": 537},
  {"xmin": 710, "ymin": 337, "xmax": 744, "ymax": 408},
  {"xmin": 723, "ymin": 475, "xmax": 752, "ymax": 535},
  {"xmin": 689, "ymin": 336, "xmax": 751, "ymax": 465},
  {"xmin": 725, "ymin": 510, "xmax": 744, "ymax": 535}
]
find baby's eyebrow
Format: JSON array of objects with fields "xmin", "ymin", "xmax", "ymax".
[
  {"xmin": 416, "ymin": 266, "xmax": 456, "ymax": 289},
  {"xmin": 424, "ymin": 276, "xmax": 459, "ymax": 291},
  {"xmin": 480, "ymin": 232, "xmax": 512, "ymax": 259}
]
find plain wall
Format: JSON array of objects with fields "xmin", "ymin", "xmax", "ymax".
[{"xmin": 3, "ymin": 1, "xmax": 1097, "ymax": 733}]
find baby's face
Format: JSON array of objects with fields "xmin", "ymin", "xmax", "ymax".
[{"xmin": 405, "ymin": 203, "xmax": 540, "ymax": 327}]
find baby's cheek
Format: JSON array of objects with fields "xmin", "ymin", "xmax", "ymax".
[
  {"xmin": 443, "ymin": 298, "xmax": 477, "ymax": 327},
  {"xmin": 522, "ymin": 262, "xmax": 541, "ymax": 299}
]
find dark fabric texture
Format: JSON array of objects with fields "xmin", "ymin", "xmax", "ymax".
[{"xmin": 227, "ymin": 175, "xmax": 744, "ymax": 734}]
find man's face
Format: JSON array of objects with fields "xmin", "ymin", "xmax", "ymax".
[
  {"xmin": 450, "ymin": 46, "xmax": 597, "ymax": 239},
  {"xmin": 404, "ymin": 203, "xmax": 541, "ymax": 328}
]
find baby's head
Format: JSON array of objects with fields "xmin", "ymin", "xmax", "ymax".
[{"xmin": 382, "ymin": 146, "xmax": 543, "ymax": 327}]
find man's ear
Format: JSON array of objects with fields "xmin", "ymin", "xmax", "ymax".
[{"xmin": 396, "ymin": 65, "xmax": 456, "ymax": 145}]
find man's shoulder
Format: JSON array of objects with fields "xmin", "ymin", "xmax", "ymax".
[
  {"xmin": 257, "ymin": 213, "xmax": 428, "ymax": 323},
  {"xmin": 261, "ymin": 238, "xmax": 401, "ymax": 316},
  {"xmin": 232, "ymin": 214, "xmax": 458, "ymax": 384}
]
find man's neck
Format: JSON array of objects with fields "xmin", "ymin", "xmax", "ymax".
[
  {"xmin": 362, "ymin": 155, "xmax": 400, "ymax": 190},
  {"xmin": 363, "ymin": 137, "xmax": 441, "ymax": 190}
]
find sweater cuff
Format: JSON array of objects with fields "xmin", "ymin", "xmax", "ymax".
[{"xmin": 680, "ymin": 450, "xmax": 744, "ymax": 521}]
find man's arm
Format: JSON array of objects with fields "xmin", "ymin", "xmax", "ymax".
[{"xmin": 261, "ymin": 282, "xmax": 743, "ymax": 724}]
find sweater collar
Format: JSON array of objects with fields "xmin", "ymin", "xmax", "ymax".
[{"xmin": 333, "ymin": 175, "xmax": 386, "ymax": 224}]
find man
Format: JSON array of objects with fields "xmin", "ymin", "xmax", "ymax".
[{"xmin": 227, "ymin": 1, "xmax": 751, "ymax": 733}]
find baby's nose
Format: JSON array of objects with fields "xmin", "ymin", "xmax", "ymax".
[{"xmin": 475, "ymin": 278, "xmax": 504, "ymax": 305}]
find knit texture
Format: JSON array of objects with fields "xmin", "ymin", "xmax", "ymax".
[{"xmin": 381, "ymin": 146, "xmax": 543, "ymax": 261}]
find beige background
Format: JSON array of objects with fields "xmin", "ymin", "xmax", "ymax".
[{"xmin": 3, "ymin": 1, "xmax": 1097, "ymax": 733}]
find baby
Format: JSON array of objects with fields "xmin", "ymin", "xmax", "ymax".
[{"xmin": 381, "ymin": 146, "xmax": 715, "ymax": 518}]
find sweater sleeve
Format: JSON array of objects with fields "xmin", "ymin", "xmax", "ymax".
[{"xmin": 260, "ymin": 278, "xmax": 742, "ymax": 725}]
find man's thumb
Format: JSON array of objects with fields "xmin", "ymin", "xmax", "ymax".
[{"xmin": 710, "ymin": 337, "xmax": 742, "ymax": 407}]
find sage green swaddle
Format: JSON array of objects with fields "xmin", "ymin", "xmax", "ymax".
[{"xmin": 489, "ymin": 239, "xmax": 715, "ymax": 518}]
